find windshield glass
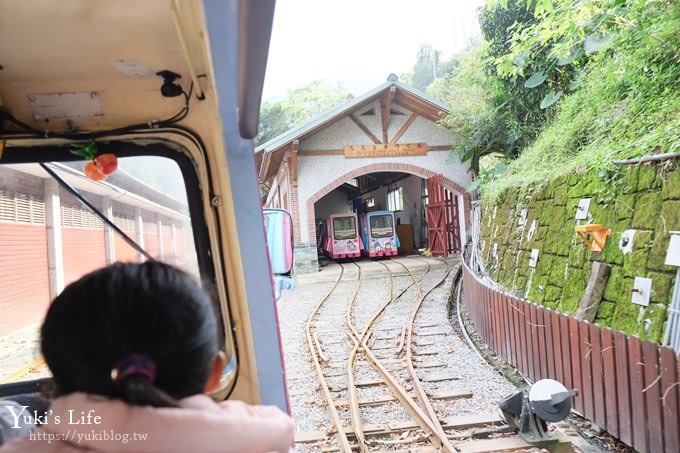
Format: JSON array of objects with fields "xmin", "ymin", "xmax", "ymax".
[
  {"xmin": 333, "ymin": 216, "xmax": 356, "ymax": 240},
  {"xmin": 369, "ymin": 214, "xmax": 394, "ymax": 238},
  {"xmin": 0, "ymin": 156, "xmax": 198, "ymax": 385}
]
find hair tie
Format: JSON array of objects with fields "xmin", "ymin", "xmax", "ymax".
[{"xmin": 113, "ymin": 354, "xmax": 157, "ymax": 384}]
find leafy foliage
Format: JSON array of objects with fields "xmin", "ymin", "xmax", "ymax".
[
  {"xmin": 438, "ymin": 0, "xmax": 552, "ymax": 177},
  {"xmin": 70, "ymin": 142, "xmax": 99, "ymax": 160},
  {"xmin": 489, "ymin": 0, "xmax": 635, "ymax": 110},
  {"xmin": 256, "ymin": 80, "xmax": 351, "ymax": 145},
  {"xmin": 481, "ymin": 0, "xmax": 680, "ymax": 200},
  {"xmin": 400, "ymin": 44, "xmax": 459, "ymax": 93},
  {"xmin": 412, "ymin": 45, "xmax": 443, "ymax": 91}
]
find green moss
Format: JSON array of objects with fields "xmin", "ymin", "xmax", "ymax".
[
  {"xmin": 529, "ymin": 237, "xmax": 545, "ymax": 256},
  {"xmin": 494, "ymin": 226, "xmax": 507, "ymax": 247},
  {"xmin": 516, "ymin": 276, "xmax": 528, "ymax": 293},
  {"xmin": 662, "ymin": 168, "xmax": 680, "ymax": 200},
  {"xmin": 622, "ymin": 166, "xmax": 639, "ymax": 193},
  {"xmin": 561, "ymin": 206, "xmax": 574, "ymax": 226},
  {"xmin": 504, "ymin": 186, "xmax": 518, "ymax": 205},
  {"xmin": 610, "ymin": 298, "xmax": 642, "ymax": 333},
  {"xmin": 648, "ymin": 201, "xmax": 680, "ymax": 271},
  {"xmin": 603, "ymin": 267, "xmax": 630, "ymax": 302},
  {"xmin": 561, "ymin": 268, "xmax": 587, "ymax": 314},
  {"xmin": 583, "ymin": 171, "xmax": 606, "ymax": 196},
  {"xmin": 589, "ymin": 201, "xmax": 617, "ymax": 229},
  {"xmin": 622, "ymin": 250, "xmax": 649, "ymax": 278},
  {"xmin": 633, "ymin": 230, "xmax": 654, "ymax": 251},
  {"xmin": 549, "ymin": 257, "xmax": 568, "ymax": 286},
  {"xmin": 638, "ymin": 165, "xmax": 661, "ymax": 191},
  {"xmin": 632, "ymin": 192, "xmax": 663, "ymax": 230},
  {"xmin": 539, "ymin": 204, "xmax": 555, "ymax": 226},
  {"xmin": 639, "ymin": 304, "xmax": 666, "ymax": 343},
  {"xmin": 595, "ymin": 301, "xmax": 616, "ymax": 325},
  {"xmin": 660, "ymin": 200, "xmax": 680, "ymax": 230},
  {"xmin": 544, "ymin": 298, "xmax": 560, "ymax": 310},
  {"xmin": 535, "ymin": 253, "xmax": 553, "ymax": 278},
  {"xmin": 527, "ymin": 283, "xmax": 545, "ymax": 304},
  {"xmin": 568, "ymin": 172, "xmax": 601, "ymax": 198},
  {"xmin": 568, "ymin": 172, "xmax": 580, "ymax": 187},
  {"xmin": 545, "ymin": 285, "xmax": 562, "ymax": 303},
  {"xmin": 568, "ymin": 240, "xmax": 588, "ymax": 268},
  {"xmin": 568, "ymin": 198, "xmax": 583, "ymax": 217},
  {"xmin": 555, "ymin": 229, "xmax": 575, "ymax": 257},
  {"xmin": 541, "ymin": 207, "xmax": 568, "ymax": 255},
  {"xmin": 544, "ymin": 235, "xmax": 557, "ymax": 255},
  {"xmin": 553, "ymin": 184, "xmax": 567, "ymax": 206},
  {"xmin": 599, "ymin": 230, "xmax": 624, "ymax": 265},
  {"xmin": 614, "ymin": 194, "xmax": 636, "ymax": 221},
  {"xmin": 534, "ymin": 183, "xmax": 550, "ymax": 201},
  {"xmin": 593, "ymin": 318, "xmax": 610, "ymax": 329},
  {"xmin": 480, "ymin": 162, "xmax": 679, "ymax": 339},
  {"xmin": 648, "ymin": 271, "xmax": 674, "ymax": 304},
  {"xmin": 612, "ymin": 222, "xmax": 634, "ymax": 245},
  {"xmin": 500, "ymin": 253, "xmax": 517, "ymax": 286}
]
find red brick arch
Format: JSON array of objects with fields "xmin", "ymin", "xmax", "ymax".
[{"xmin": 305, "ymin": 162, "xmax": 471, "ymax": 244}]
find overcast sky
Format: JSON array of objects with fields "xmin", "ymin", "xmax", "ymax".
[{"xmin": 262, "ymin": 0, "xmax": 485, "ymax": 101}]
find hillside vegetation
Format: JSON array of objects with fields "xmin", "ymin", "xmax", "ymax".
[{"xmin": 436, "ymin": 0, "xmax": 680, "ymax": 200}]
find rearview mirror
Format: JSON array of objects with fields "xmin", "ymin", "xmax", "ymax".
[{"xmin": 263, "ymin": 208, "xmax": 293, "ymax": 276}]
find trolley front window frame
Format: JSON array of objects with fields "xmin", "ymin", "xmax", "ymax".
[
  {"xmin": 369, "ymin": 214, "xmax": 394, "ymax": 238},
  {"xmin": 332, "ymin": 216, "xmax": 357, "ymax": 240}
]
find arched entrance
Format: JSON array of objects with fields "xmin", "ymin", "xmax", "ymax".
[{"xmin": 291, "ymin": 162, "xmax": 470, "ymax": 273}]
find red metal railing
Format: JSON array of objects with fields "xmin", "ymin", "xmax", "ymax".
[{"xmin": 462, "ymin": 260, "xmax": 680, "ymax": 453}]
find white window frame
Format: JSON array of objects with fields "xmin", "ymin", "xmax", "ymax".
[{"xmin": 387, "ymin": 186, "xmax": 403, "ymax": 211}]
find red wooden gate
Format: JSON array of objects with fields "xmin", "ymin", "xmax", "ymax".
[
  {"xmin": 446, "ymin": 189, "xmax": 461, "ymax": 254},
  {"xmin": 426, "ymin": 174, "xmax": 461, "ymax": 256}
]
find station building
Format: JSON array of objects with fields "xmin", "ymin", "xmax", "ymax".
[
  {"xmin": 0, "ymin": 163, "xmax": 192, "ymax": 336},
  {"xmin": 257, "ymin": 76, "xmax": 473, "ymax": 274}
]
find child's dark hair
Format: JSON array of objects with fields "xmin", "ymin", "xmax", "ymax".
[{"xmin": 41, "ymin": 261, "xmax": 219, "ymax": 408}]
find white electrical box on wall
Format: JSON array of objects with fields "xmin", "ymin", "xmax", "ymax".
[
  {"xmin": 529, "ymin": 249, "xmax": 539, "ymax": 267},
  {"xmin": 527, "ymin": 220, "xmax": 537, "ymax": 240},
  {"xmin": 575, "ymin": 198, "xmax": 591, "ymax": 220},
  {"xmin": 519, "ymin": 208, "xmax": 528, "ymax": 226},
  {"xmin": 631, "ymin": 277, "xmax": 652, "ymax": 306},
  {"xmin": 665, "ymin": 232, "xmax": 680, "ymax": 267}
]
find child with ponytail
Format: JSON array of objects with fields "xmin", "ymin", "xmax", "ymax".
[{"xmin": 0, "ymin": 261, "xmax": 293, "ymax": 453}]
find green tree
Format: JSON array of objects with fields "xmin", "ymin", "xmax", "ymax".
[
  {"xmin": 439, "ymin": 0, "xmax": 543, "ymax": 178},
  {"xmin": 439, "ymin": 47, "xmax": 521, "ymax": 178},
  {"xmin": 470, "ymin": 0, "xmax": 680, "ymax": 198},
  {"xmin": 256, "ymin": 80, "xmax": 351, "ymax": 145},
  {"xmin": 256, "ymin": 102, "xmax": 288, "ymax": 146},
  {"xmin": 412, "ymin": 45, "xmax": 442, "ymax": 91},
  {"xmin": 478, "ymin": 0, "xmax": 549, "ymax": 138}
]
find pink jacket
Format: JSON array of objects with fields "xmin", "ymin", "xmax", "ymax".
[{"xmin": 0, "ymin": 393, "xmax": 294, "ymax": 453}]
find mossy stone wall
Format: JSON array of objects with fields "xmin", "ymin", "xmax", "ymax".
[{"xmin": 480, "ymin": 162, "xmax": 679, "ymax": 343}]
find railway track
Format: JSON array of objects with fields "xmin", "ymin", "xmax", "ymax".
[{"xmin": 295, "ymin": 256, "xmax": 578, "ymax": 452}]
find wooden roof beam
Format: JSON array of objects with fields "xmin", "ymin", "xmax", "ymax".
[
  {"xmin": 394, "ymin": 92, "xmax": 444, "ymax": 122},
  {"xmin": 349, "ymin": 113, "xmax": 381, "ymax": 145},
  {"xmin": 261, "ymin": 149, "xmax": 272, "ymax": 184},
  {"xmin": 381, "ymin": 86, "xmax": 396, "ymax": 144},
  {"xmin": 291, "ymin": 140, "xmax": 299, "ymax": 187},
  {"xmin": 389, "ymin": 113, "xmax": 418, "ymax": 144}
]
